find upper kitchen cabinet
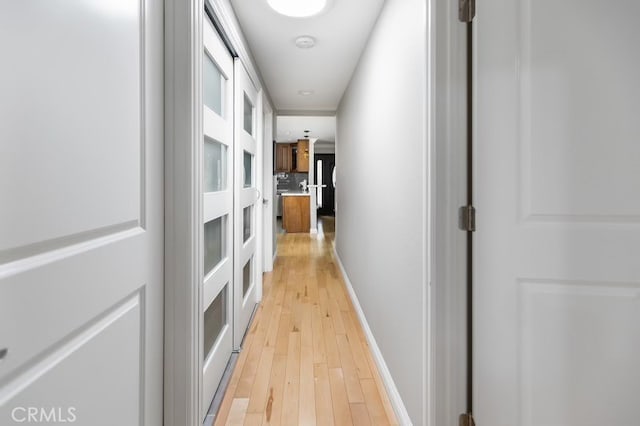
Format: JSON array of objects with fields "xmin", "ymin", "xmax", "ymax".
[
  {"xmin": 274, "ymin": 140, "xmax": 309, "ymax": 173},
  {"xmin": 296, "ymin": 140, "xmax": 309, "ymax": 172},
  {"xmin": 275, "ymin": 143, "xmax": 292, "ymax": 172}
]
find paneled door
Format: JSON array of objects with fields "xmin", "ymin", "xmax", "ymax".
[
  {"xmin": 202, "ymin": 18, "xmax": 234, "ymax": 417},
  {"xmin": 474, "ymin": 1, "xmax": 640, "ymax": 425},
  {"xmin": 233, "ymin": 60, "xmax": 261, "ymax": 349},
  {"xmin": 0, "ymin": 1, "xmax": 163, "ymax": 425}
]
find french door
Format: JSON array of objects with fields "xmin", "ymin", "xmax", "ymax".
[
  {"xmin": 202, "ymin": 18, "xmax": 234, "ymax": 417},
  {"xmin": 233, "ymin": 59, "xmax": 260, "ymax": 349},
  {"xmin": 474, "ymin": 1, "xmax": 640, "ymax": 425}
]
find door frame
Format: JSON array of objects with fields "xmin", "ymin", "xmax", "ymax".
[
  {"xmin": 313, "ymin": 153, "xmax": 336, "ymax": 217},
  {"xmin": 429, "ymin": 0, "xmax": 469, "ymax": 425},
  {"xmin": 163, "ymin": 0, "xmax": 273, "ymax": 425},
  {"xmin": 261, "ymin": 98, "xmax": 275, "ymax": 274},
  {"xmin": 164, "ymin": 0, "xmax": 465, "ymax": 425}
]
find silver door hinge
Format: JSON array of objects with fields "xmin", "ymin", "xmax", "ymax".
[
  {"xmin": 459, "ymin": 0, "xmax": 476, "ymax": 22},
  {"xmin": 459, "ymin": 412, "xmax": 476, "ymax": 426},
  {"xmin": 458, "ymin": 205, "xmax": 476, "ymax": 232}
]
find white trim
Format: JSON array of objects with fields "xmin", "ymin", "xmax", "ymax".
[
  {"xmin": 332, "ymin": 245, "xmax": 413, "ymax": 425},
  {"xmin": 163, "ymin": 0, "xmax": 203, "ymax": 424},
  {"xmin": 430, "ymin": 0, "xmax": 469, "ymax": 425},
  {"xmin": 309, "ymin": 228, "xmax": 318, "ymax": 235},
  {"xmin": 423, "ymin": 1, "xmax": 432, "ymax": 424},
  {"xmin": 262, "ymin": 96, "xmax": 275, "ymax": 273}
]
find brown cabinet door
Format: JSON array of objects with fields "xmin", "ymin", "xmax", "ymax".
[
  {"xmin": 275, "ymin": 143, "xmax": 291, "ymax": 172},
  {"xmin": 296, "ymin": 140, "xmax": 309, "ymax": 172},
  {"xmin": 282, "ymin": 196, "xmax": 310, "ymax": 233}
]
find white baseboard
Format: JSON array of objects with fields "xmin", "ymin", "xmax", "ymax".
[
  {"xmin": 310, "ymin": 228, "xmax": 318, "ymax": 234},
  {"xmin": 332, "ymin": 244, "xmax": 412, "ymax": 425}
]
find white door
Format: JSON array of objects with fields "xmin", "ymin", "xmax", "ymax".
[
  {"xmin": 0, "ymin": 1, "xmax": 163, "ymax": 425},
  {"xmin": 233, "ymin": 60, "xmax": 261, "ymax": 349},
  {"xmin": 475, "ymin": 1, "xmax": 640, "ymax": 425},
  {"xmin": 202, "ymin": 18, "xmax": 234, "ymax": 417}
]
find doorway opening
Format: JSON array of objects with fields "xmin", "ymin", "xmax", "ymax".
[{"xmin": 314, "ymin": 153, "xmax": 336, "ymax": 217}]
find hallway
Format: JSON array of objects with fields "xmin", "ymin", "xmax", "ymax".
[{"xmin": 214, "ymin": 218, "xmax": 398, "ymax": 425}]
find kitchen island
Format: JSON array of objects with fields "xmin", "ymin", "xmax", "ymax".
[{"xmin": 282, "ymin": 193, "xmax": 310, "ymax": 233}]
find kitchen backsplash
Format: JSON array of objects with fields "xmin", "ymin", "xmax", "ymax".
[{"xmin": 276, "ymin": 172, "xmax": 309, "ymax": 192}]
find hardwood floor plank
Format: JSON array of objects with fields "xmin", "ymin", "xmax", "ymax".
[
  {"xmin": 243, "ymin": 413, "xmax": 263, "ymax": 426},
  {"xmin": 247, "ymin": 347, "xmax": 275, "ymax": 413},
  {"xmin": 299, "ymin": 315, "xmax": 317, "ymax": 425},
  {"xmin": 263, "ymin": 303, "xmax": 282, "ymax": 350},
  {"xmin": 313, "ymin": 363, "xmax": 335, "ymax": 426},
  {"xmin": 235, "ymin": 328, "xmax": 267, "ymax": 398},
  {"xmin": 328, "ymin": 368, "xmax": 353, "ymax": 425},
  {"xmin": 327, "ymin": 276, "xmax": 352, "ymax": 312},
  {"xmin": 311, "ymin": 303, "xmax": 327, "ymax": 364},
  {"xmin": 275, "ymin": 312, "xmax": 291, "ymax": 356},
  {"xmin": 262, "ymin": 354, "xmax": 287, "ymax": 425},
  {"xmin": 227, "ymin": 398, "xmax": 249, "ymax": 426},
  {"xmin": 322, "ymin": 313, "xmax": 342, "ymax": 369},
  {"xmin": 350, "ymin": 403, "xmax": 372, "ymax": 425},
  {"xmin": 281, "ymin": 332, "xmax": 301, "ymax": 425},
  {"xmin": 327, "ymin": 291, "xmax": 346, "ymax": 335},
  {"xmin": 335, "ymin": 334, "xmax": 365, "ymax": 403},
  {"xmin": 361, "ymin": 378, "xmax": 390, "ymax": 425},
  {"xmin": 340, "ymin": 310, "xmax": 373, "ymax": 380}
]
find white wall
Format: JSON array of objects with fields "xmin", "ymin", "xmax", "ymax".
[
  {"xmin": 335, "ymin": 0, "xmax": 428, "ymax": 423},
  {"xmin": 314, "ymin": 142, "xmax": 335, "ymax": 154}
]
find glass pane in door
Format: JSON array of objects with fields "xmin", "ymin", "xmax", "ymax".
[
  {"xmin": 203, "ymin": 285, "xmax": 227, "ymax": 359},
  {"xmin": 203, "ymin": 53, "xmax": 224, "ymax": 116},
  {"xmin": 242, "ymin": 258, "xmax": 252, "ymax": 297},
  {"xmin": 204, "ymin": 216, "xmax": 226, "ymax": 275},
  {"xmin": 204, "ymin": 138, "xmax": 227, "ymax": 192},
  {"xmin": 243, "ymin": 151, "xmax": 253, "ymax": 188},
  {"xmin": 243, "ymin": 93, "xmax": 253, "ymax": 135},
  {"xmin": 243, "ymin": 206, "xmax": 252, "ymax": 242}
]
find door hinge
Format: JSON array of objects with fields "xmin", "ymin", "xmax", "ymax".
[
  {"xmin": 458, "ymin": 0, "xmax": 476, "ymax": 22},
  {"xmin": 458, "ymin": 205, "xmax": 476, "ymax": 232},
  {"xmin": 459, "ymin": 412, "xmax": 476, "ymax": 426}
]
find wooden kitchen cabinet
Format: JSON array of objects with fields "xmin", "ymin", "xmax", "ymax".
[
  {"xmin": 296, "ymin": 139, "xmax": 309, "ymax": 172},
  {"xmin": 282, "ymin": 195, "xmax": 310, "ymax": 233},
  {"xmin": 275, "ymin": 140, "xmax": 310, "ymax": 173},
  {"xmin": 275, "ymin": 143, "xmax": 292, "ymax": 172}
]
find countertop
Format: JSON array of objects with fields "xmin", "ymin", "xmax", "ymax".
[{"xmin": 280, "ymin": 192, "xmax": 310, "ymax": 197}]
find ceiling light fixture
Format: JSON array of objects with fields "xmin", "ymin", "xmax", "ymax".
[
  {"xmin": 295, "ymin": 35, "xmax": 316, "ymax": 49},
  {"xmin": 267, "ymin": 0, "xmax": 328, "ymax": 18},
  {"xmin": 298, "ymin": 90, "xmax": 314, "ymax": 96}
]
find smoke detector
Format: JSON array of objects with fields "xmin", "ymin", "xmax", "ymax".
[{"xmin": 295, "ymin": 35, "xmax": 316, "ymax": 49}]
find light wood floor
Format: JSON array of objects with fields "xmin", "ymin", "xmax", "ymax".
[{"xmin": 214, "ymin": 217, "xmax": 398, "ymax": 425}]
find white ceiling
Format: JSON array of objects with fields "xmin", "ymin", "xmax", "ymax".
[
  {"xmin": 230, "ymin": 0, "xmax": 385, "ymax": 113},
  {"xmin": 276, "ymin": 115, "xmax": 336, "ymax": 143}
]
